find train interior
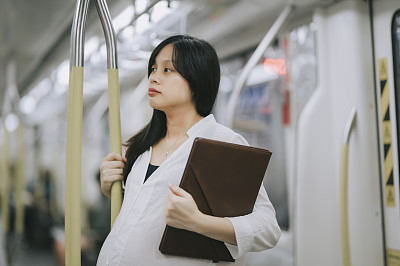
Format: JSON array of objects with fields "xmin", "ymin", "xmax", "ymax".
[{"xmin": 0, "ymin": 0, "xmax": 400, "ymax": 265}]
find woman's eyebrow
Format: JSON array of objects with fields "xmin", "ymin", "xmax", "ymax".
[{"xmin": 155, "ymin": 59, "xmax": 173, "ymax": 64}]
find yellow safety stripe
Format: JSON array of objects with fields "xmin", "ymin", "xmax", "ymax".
[{"xmin": 378, "ymin": 58, "xmax": 395, "ymax": 207}]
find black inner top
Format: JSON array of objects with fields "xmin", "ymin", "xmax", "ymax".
[{"xmin": 144, "ymin": 163, "xmax": 159, "ymax": 183}]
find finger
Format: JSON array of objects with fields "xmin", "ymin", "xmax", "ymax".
[
  {"xmin": 104, "ymin": 152, "xmax": 124, "ymax": 162},
  {"xmin": 100, "ymin": 162, "xmax": 125, "ymax": 173},
  {"xmin": 167, "ymin": 189, "xmax": 175, "ymax": 203},
  {"xmin": 168, "ymin": 190, "xmax": 182, "ymax": 207},
  {"xmin": 103, "ymin": 168, "xmax": 123, "ymax": 176},
  {"xmin": 169, "ymin": 184, "xmax": 191, "ymax": 198},
  {"xmin": 103, "ymin": 174, "xmax": 124, "ymax": 182},
  {"xmin": 102, "ymin": 161, "xmax": 125, "ymax": 169},
  {"xmin": 101, "ymin": 167, "xmax": 123, "ymax": 178}
]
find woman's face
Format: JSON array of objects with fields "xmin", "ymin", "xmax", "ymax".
[{"xmin": 148, "ymin": 44, "xmax": 194, "ymax": 113}]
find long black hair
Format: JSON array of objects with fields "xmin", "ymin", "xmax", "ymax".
[{"xmin": 123, "ymin": 35, "xmax": 220, "ymax": 182}]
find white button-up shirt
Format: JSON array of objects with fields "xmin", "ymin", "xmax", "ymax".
[{"xmin": 97, "ymin": 114, "xmax": 281, "ymax": 266}]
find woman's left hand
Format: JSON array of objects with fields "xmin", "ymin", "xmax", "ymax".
[{"xmin": 164, "ymin": 184, "xmax": 203, "ymax": 232}]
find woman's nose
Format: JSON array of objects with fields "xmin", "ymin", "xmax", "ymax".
[{"xmin": 149, "ymin": 71, "xmax": 160, "ymax": 84}]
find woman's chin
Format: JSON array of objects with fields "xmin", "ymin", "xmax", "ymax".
[{"xmin": 149, "ymin": 100, "xmax": 165, "ymax": 111}]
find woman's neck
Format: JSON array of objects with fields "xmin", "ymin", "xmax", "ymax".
[{"xmin": 165, "ymin": 110, "xmax": 203, "ymax": 138}]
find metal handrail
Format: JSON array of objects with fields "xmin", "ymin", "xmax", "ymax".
[
  {"xmin": 94, "ymin": 0, "xmax": 123, "ymax": 228},
  {"xmin": 339, "ymin": 107, "xmax": 357, "ymax": 266},
  {"xmin": 226, "ymin": 4, "xmax": 293, "ymax": 128},
  {"xmin": 70, "ymin": 0, "xmax": 90, "ymax": 68},
  {"xmin": 66, "ymin": 0, "xmax": 122, "ymax": 265},
  {"xmin": 94, "ymin": 0, "xmax": 118, "ymax": 69},
  {"xmin": 342, "ymin": 108, "xmax": 357, "ymax": 144}
]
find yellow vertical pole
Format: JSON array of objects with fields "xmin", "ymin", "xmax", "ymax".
[
  {"xmin": 65, "ymin": 66, "xmax": 84, "ymax": 266},
  {"xmin": 1, "ymin": 121, "xmax": 10, "ymax": 234},
  {"xmin": 94, "ymin": 0, "xmax": 122, "ymax": 227},
  {"xmin": 66, "ymin": 0, "xmax": 89, "ymax": 264},
  {"xmin": 340, "ymin": 144, "xmax": 351, "ymax": 266},
  {"xmin": 108, "ymin": 69, "xmax": 122, "ymax": 227},
  {"xmin": 15, "ymin": 124, "xmax": 25, "ymax": 234}
]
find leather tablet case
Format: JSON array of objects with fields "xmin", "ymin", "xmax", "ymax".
[{"xmin": 159, "ymin": 137, "xmax": 272, "ymax": 262}]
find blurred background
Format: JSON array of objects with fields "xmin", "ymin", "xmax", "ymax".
[{"xmin": 0, "ymin": 0, "xmax": 400, "ymax": 265}]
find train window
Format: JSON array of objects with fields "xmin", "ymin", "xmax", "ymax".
[
  {"xmin": 217, "ymin": 49, "xmax": 290, "ymax": 230},
  {"xmin": 289, "ymin": 23, "xmax": 317, "ymax": 114},
  {"xmin": 392, "ymin": 9, "xmax": 400, "ymax": 175},
  {"xmin": 215, "ymin": 23, "xmax": 316, "ymax": 231},
  {"xmin": 235, "ymin": 74, "xmax": 290, "ymax": 231}
]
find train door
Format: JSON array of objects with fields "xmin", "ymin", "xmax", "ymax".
[
  {"xmin": 295, "ymin": 1, "xmax": 385, "ymax": 265},
  {"xmin": 372, "ymin": 1, "xmax": 400, "ymax": 265}
]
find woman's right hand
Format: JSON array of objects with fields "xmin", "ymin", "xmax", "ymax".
[{"xmin": 100, "ymin": 152, "xmax": 127, "ymax": 199}]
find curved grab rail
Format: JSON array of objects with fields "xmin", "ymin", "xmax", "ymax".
[
  {"xmin": 94, "ymin": 0, "xmax": 118, "ymax": 69},
  {"xmin": 94, "ymin": 0, "xmax": 123, "ymax": 229},
  {"xmin": 226, "ymin": 4, "xmax": 293, "ymax": 128},
  {"xmin": 340, "ymin": 107, "xmax": 357, "ymax": 266},
  {"xmin": 69, "ymin": 0, "xmax": 89, "ymax": 68},
  {"xmin": 66, "ymin": 0, "xmax": 122, "ymax": 265}
]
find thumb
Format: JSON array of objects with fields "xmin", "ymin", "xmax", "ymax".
[{"xmin": 169, "ymin": 184, "xmax": 190, "ymax": 198}]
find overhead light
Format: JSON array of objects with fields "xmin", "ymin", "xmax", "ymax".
[
  {"xmin": 151, "ymin": 1, "xmax": 177, "ymax": 23},
  {"xmin": 135, "ymin": 14, "xmax": 150, "ymax": 34},
  {"xmin": 113, "ymin": 1, "xmax": 179, "ymax": 39},
  {"xmin": 121, "ymin": 25, "xmax": 135, "ymax": 40},
  {"xmin": 119, "ymin": 58, "xmax": 147, "ymax": 70},
  {"xmin": 90, "ymin": 52, "xmax": 102, "ymax": 65},
  {"xmin": 297, "ymin": 25, "xmax": 308, "ymax": 44},
  {"xmin": 31, "ymin": 78, "xmax": 52, "ymax": 99},
  {"xmin": 113, "ymin": 5, "xmax": 134, "ymax": 32},
  {"xmin": 5, "ymin": 113, "xmax": 19, "ymax": 132},
  {"xmin": 19, "ymin": 95, "xmax": 37, "ymax": 114},
  {"xmin": 84, "ymin": 36, "xmax": 100, "ymax": 60},
  {"xmin": 56, "ymin": 60, "xmax": 70, "ymax": 86},
  {"xmin": 100, "ymin": 43, "xmax": 107, "ymax": 58},
  {"xmin": 135, "ymin": 0, "xmax": 148, "ymax": 14},
  {"xmin": 135, "ymin": 50, "xmax": 152, "ymax": 60}
]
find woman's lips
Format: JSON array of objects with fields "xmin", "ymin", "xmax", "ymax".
[{"xmin": 148, "ymin": 88, "xmax": 160, "ymax": 96}]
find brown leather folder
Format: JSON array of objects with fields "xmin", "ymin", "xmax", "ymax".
[{"xmin": 159, "ymin": 137, "xmax": 272, "ymax": 262}]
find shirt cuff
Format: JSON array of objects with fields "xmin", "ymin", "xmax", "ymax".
[{"xmin": 224, "ymin": 216, "xmax": 254, "ymax": 259}]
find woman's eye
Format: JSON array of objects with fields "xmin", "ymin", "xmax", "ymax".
[
  {"xmin": 164, "ymin": 68, "xmax": 172, "ymax": 73},
  {"xmin": 151, "ymin": 67, "xmax": 157, "ymax": 72}
]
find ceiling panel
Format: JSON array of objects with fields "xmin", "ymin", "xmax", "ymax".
[{"xmin": 0, "ymin": 0, "xmax": 334, "ymax": 116}]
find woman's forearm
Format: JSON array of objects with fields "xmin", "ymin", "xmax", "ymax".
[{"xmin": 192, "ymin": 214, "xmax": 237, "ymax": 245}]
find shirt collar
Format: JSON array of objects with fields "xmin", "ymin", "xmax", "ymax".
[{"xmin": 186, "ymin": 114, "xmax": 215, "ymax": 138}]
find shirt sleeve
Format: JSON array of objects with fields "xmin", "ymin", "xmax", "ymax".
[{"xmin": 224, "ymin": 133, "xmax": 281, "ymax": 259}]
